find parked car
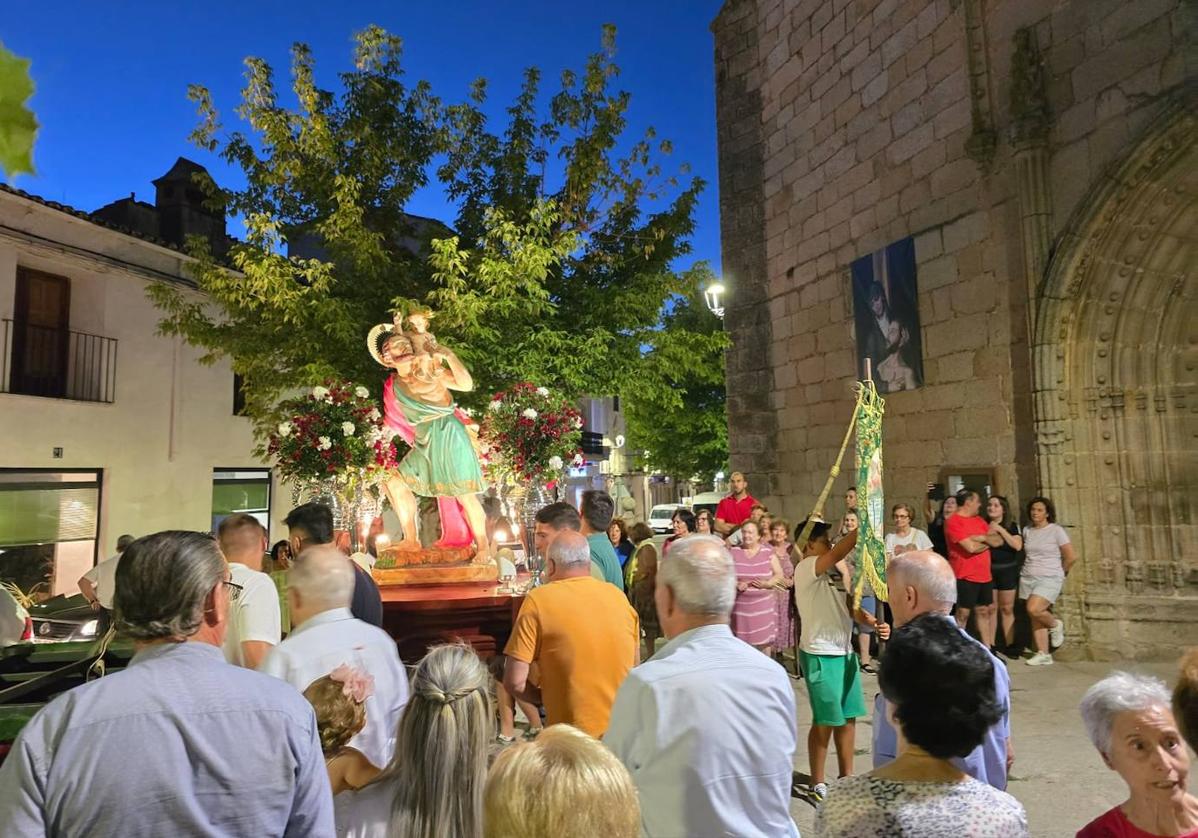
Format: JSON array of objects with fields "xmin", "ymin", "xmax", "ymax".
[
  {"xmin": 26, "ymin": 594, "xmax": 101, "ymax": 643},
  {"xmin": 648, "ymin": 503, "xmax": 682, "ymax": 535}
]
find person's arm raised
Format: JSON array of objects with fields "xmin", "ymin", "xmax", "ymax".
[{"xmin": 815, "ymin": 529, "xmax": 857, "ymax": 576}]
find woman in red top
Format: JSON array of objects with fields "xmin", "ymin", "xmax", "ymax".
[{"xmin": 1078, "ymin": 671, "xmax": 1198, "ymax": 838}]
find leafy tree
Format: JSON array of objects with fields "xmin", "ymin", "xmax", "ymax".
[
  {"xmin": 151, "ymin": 24, "xmax": 720, "ymax": 456},
  {"xmin": 623, "ymin": 265, "xmax": 729, "ymax": 482},
  {"xmin": 0, "ymin": 40, "xmax": 38, "ymax": 178}
]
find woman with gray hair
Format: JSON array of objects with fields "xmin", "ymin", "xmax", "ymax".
[
  {"xmin": 331, "ymin": 643, "xmax": 493, "ymax": 837},
  {"xmin": 1077, "ymin": 672, "xmax": 1198, "ymax": 838}
]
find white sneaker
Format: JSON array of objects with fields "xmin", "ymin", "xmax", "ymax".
[
  {"xmin": 1026, "ymin": 651, "xmax": 1054, "ymax": 666},
  {"xmin": 1049, "ymin": 618, "xmax": 1065, "ymax": 648}
]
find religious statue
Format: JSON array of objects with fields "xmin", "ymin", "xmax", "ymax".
[{"xmin": 367, "ymin": 309, "xmax": 491, "ymax": 562}]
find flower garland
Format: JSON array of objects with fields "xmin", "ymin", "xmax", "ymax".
[
  {"xmin": 479, "ymin": 383, "xmax": 584, "ymax": 483},
  {"xmin": 265, "ymin": 381, "xmax": 405, "ymax": 495}
]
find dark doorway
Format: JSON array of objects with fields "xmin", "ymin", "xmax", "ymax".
[{"xmin": 11, "ymin": 268, "xmax": 71, "ymax": 398}]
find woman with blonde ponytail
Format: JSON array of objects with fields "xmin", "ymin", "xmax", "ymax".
[{"xmin": 336, "ymin": 643, "xmax": 492, "ymax": 838}]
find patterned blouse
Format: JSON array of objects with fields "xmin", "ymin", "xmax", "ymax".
[{"xmin": 815, "ymin": 775, "xmax": 1029, "ymax": 837}]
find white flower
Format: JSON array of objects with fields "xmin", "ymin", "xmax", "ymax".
[
  {"xmin": 318, "ymin": 436, "xmax": 333, "ymax": 451},
  {"xmin": 548, "ymin": 455, "xmax": 563, "ymax": 470},
  {"xmin": 536, "ymin": 386, "xmax": 549, "ymax": 397},
  {"xmin": 462, "ymin": 407, "xmax": 475, "ymax": 417},
  {"xmin": 522, "ymin": 408, "xmax": 538, "ymax": 420},
  {"xmin": 342, "ymin": 422, "xmax": 356, "ymax": 437},
  {"xmin": 574, "ymin": 417, "xmax": 584, "ymax": 429},
  {"xmin": 354, "ymin": 386, "xmax": 370, "ymax": 399},
  {"xmin": 277, "ymin": 421, "xmax": 293, "ymax": 438},
  {"xmin": 312, "ymin": 385, "xmax": 329, "ymax": 400},
  {"xmin": 571, "ymin": 453, "xmax": 585, "ymax": 466},
  {"xmin": 489, "ymin": 399, "xmax": 502, "ymax": 412},
  {"xmin": 368, "ymin": 408, "xmax": 381, "ymax": 422}
]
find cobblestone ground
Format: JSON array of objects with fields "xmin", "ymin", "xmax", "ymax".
[{"xmin": 787, "ymin": 658, "xmax": 1181, "ymax": 837}]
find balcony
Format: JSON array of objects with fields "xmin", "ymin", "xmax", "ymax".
[{"xmin": 1, "ymin": 319, "xmax": 118, "ymax": 404}]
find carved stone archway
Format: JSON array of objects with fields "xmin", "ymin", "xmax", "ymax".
[{"xmin": 1032, "ymin": 101, "xmax": 1197, "ymax": 659}]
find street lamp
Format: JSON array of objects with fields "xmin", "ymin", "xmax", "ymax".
[{"xmin": 704, "ymin": 282, "xmax": 726, "ymax": 318}]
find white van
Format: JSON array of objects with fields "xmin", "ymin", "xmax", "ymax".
[
  {"xmin": 690, "ymin": 491, "xmax": 726, "ymax": 521},
  {"xmin": 648, "ymin": 504, "xmax": 681, "ymax": 535}
]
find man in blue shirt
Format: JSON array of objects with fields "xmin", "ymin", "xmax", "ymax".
[
  {"xmin": 0, "ymin": 531, "xmax": 334, "ymax": 837},
  {"xmin": 874, "ymin": 549, "xmax": 1013, "ymax": 789},
  {"xmin": 605, "ymin": 535, "xmax": 798, "ymax": 837}
]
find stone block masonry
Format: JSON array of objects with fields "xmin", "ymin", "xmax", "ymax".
[{"xmin": 712, "ymin": 0, "xmax": 1191, "ymax": 658}]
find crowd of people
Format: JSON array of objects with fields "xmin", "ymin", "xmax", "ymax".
[{"xmin": 1, "ymin": 473, "xmax": 1195, "ymax": 837}]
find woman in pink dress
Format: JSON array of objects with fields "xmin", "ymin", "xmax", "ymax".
[
  {"xmin": 768, "ymin": 520, "xmax": 796, "ymax": 655},
  {"xmin": 730, "ymin": 520, "xmax": 784, "ymax": 654}
]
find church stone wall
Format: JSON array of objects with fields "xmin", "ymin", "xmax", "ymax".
[
  {"xmin": 713, "ymin": 0, "xmax": 1186, "ymax": 520},
  {"xmin": 713, "ymin": 0, "xmax": 1191, "ymax": 656}
]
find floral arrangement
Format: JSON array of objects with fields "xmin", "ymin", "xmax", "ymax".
[
  {"xmin": 479, "ymin": 383, "xmax": 585, "ymax": 483},
  {"xmin": 264, "ymin": 381, "xmax": 405, "ymax": 494}
]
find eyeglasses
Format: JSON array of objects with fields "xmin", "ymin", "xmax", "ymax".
[{"xmin": 222, "ymin": 580, "xmax": 244, "ymax": 603}]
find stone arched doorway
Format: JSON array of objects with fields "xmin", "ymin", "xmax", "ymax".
[{"xmin": 1032, "ymin": 101, "xmax": 1197, "ymax": 659}]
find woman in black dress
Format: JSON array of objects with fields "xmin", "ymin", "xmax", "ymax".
[{"xmin": 986, "ymin": 495, "xmax": 1023, "ymax": 654}]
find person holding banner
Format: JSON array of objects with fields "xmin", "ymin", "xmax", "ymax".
[{"xmin": 793, "ymin": 522, "xmax": 870, "ymax": 804}]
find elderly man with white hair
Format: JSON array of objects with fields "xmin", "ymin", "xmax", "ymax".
[
  {"xmin": 260, "ymin": 544, "xmax": 408, "ymax": 772},
  {"xmin": 605, "ymin": 534, "xmax": 799, "ymax": 838},
  {"xmin": 874, "ymin": 549, "xmax": 1013, "ymax": 790},
  {"xmin": 1077, "ymin": 671, "xmax": 1198, "ymax": 837},
  {"xmin": 504, "ymin": 529, "xmax": 639, "ymax": 738}
]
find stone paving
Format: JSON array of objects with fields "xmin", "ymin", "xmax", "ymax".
[{"xmin": 787, "ymin": 658, "xmax": 1182, "ymax": 837}]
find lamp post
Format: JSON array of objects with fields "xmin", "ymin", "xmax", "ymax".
[{"xmin": 704, "ymin": 282, "xmax": 725, "ymax": 318}]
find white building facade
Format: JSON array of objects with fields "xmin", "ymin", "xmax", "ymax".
[{"xmin": 0, "ymin": 175, "xmax": 281, "ymax": 598}]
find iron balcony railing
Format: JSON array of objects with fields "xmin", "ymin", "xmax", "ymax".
[{"xmin": 1, "ymin": 319, "xmax": 118, "ymax": 404}]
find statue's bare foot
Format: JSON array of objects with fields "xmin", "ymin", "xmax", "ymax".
[
  {"xmin": 472, "ymin": 543, "xmax": 495, "ymax": 565},
  {"xmin": 392, "ymin": 537, "xmax": 422, "ymax": 552}
]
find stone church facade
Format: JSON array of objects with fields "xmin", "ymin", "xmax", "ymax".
[{"xmin": 713, "ymin": 0, "xmax": 1194, "ymax": 658}]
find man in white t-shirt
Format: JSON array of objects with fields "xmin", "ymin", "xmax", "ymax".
[
  {"xmin": 260, "ymin": 545, "xmax": 408, "ymax": 771},
  {"xmin": 217, "ymin": 514, "xmax": 281, "ymax": 669},
  {"xmin": 78, "ymin": 533, "xmax": 135, "ymax": 634},
  {"xmin": 884, "ymin": 503, "xmax": 933, "ymax": 558},
  {"xmin": 792, "ymin": 521, "xmax": 869, "ymax": 804}
]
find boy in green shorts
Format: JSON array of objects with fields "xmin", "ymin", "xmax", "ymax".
[{"xmin": 792, "ymin": 520, "xmax": 870, "ymax": 803}]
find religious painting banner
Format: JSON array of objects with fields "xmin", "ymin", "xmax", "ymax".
[{"xmin": 850, "ymin": 237, "xmax": 924, "ymax": 394}]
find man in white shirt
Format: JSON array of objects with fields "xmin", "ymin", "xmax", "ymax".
[
  {"xmin": 605, "ymin": 534, "xmax": 799, "ymax": 838},
  {"xmin": 78, "ymin": 533, "xmax": 134, "ymax": 634},
  {"xmin": 260, "ymin": 544, "xmax": 408, "ymax": 770},
  {"xmin": 217, "ymin": 514, "xmax": 281, "ymax": 669}
]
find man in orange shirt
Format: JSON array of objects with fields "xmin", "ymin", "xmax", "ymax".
[{"xmin": 503, "ymin": 530, "xmax": 639, "ymax": 737}]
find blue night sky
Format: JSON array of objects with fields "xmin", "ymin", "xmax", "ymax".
[{"xmin": 4, "ymin": 1, "xmax": 727, "ymax": 272}]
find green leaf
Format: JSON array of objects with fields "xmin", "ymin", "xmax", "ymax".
[{"xmin": 0, "ymin": 41, "xmax": 38, "ymax": 178}]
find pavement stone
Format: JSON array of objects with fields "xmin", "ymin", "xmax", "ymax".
[{"xmin": 787, "ymin": 657, "xmax": 1183, "ymax": 837}]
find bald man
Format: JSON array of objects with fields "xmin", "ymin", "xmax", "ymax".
[
  {"xmin": 504, "ymin": 530, "xmax": 639, "ymax": 737},
  {"xmin": 874, "ymin": 550, "xmax": 1013, "ymax": 789},
  {"xmin": 217, "ymin": 514, "xmax": 280, "ymax": 668},
  {"xmin": 259, "ymin": 545, "xmax": 408, "ymax": 771}
]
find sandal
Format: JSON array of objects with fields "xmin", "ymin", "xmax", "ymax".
[{"xmin": 859, "ymin": 662, "xmax": 877, "ymax": 674}]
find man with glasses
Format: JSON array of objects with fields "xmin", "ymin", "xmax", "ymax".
[
  {"xmin": 218, "ymin": 514, "xmax": 281, "ymax": 668},
  {"xmin": 0, "ymin": 531, "xmax": 334, "ymax": 836}
]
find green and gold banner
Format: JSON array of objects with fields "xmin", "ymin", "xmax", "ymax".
[{"xmin": 852, "ymin": 379, "xmax": 887, "ymax": 607}]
